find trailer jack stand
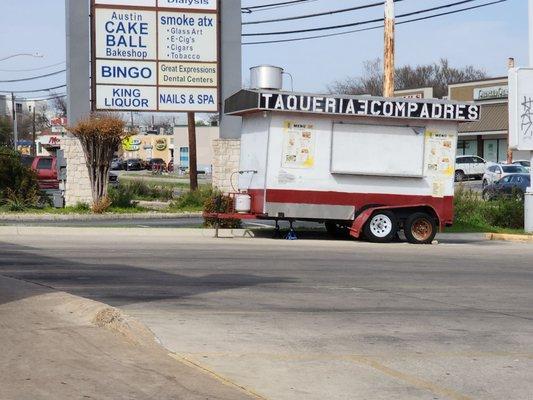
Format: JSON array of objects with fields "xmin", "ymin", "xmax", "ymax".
[
  {"xmin": 273, "ymin": 220, "xmax": 282, "ymax": 239},
  {"xmin": 286, "ymin": 221, "xmax": 297, "ymax": 240}
]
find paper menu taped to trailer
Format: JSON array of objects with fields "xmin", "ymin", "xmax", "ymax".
[
  {"xmin": 424, "ymin": 130, "xmax": 456, "ymax": 197},
  {"xmin": 282, "ymin": 121, "xmax": 316, "ymax": 169}
]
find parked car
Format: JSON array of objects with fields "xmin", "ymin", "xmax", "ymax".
[
  {"xmin": 455, "ymin": 155, "xmax": 487, "ymax": 181},
  {"xmin": 25, "ymin": 156, "xmax": 59, "ymax": 189},
  {"xmin": 482, "ymin": 164, "xmax": 528, "ymax": 188},
  {"xmin": 111, "ymin": 158, "xmax": 124, "ymax": 170},
  {"xmin": 513, "ymin": 160, "xmax": 531, "ymax": 171},
  {"xmin": 124, "ymin": 158, "xmax": 143, "ymax": 171},
  {"xmin": 482, "ymin": 173, "xmax": 530, "ymax": 201},
  {"xmin": 146, "ymin": 158, "xmax": 167, "ymax": 171},
  {"xmin": 108, "ymin": 172, "xmax": 119, "ymax": 187}
]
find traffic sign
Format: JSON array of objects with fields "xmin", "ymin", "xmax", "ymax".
[{"xmin": 91, "ymin": 0, "xmax": 219, "ymax": 112}]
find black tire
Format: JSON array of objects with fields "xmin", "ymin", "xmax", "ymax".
[
  {"xmin": 363, "ymin": 210, "xmax": 398, "ymax": 243},
  {"xmin": 482, "ymin": 179, "xmax": 488, "ymax": 188},
  {"xmin": 455, "ymin": 170, "xmax": 465, "ymax": 182},
  {"xmin": 404, "ymin": 212, "xmax": 437, "ymax": 245},
  {"xmin": 325, "ymin": 221, "xmax": 350, "ymax": 239}
]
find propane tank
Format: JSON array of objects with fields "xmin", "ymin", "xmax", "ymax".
[{"xmin": 235, "ymin": 194, "xmax": 252, "ymax": 214}]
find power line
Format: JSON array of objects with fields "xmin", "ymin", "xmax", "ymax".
[
  {"xmin": 242, "ymin": 0, "xmax": 319, "ymax": 13},
  {"xmin": 0, "ymin": 61, "xmax": 65, "ymax": 73},
  {"xmin": 243, "ymin": 0, "xmax": 404, "ymax": 25},
  {"xmin": 243, "ymin": 0, "xmax": 315, "ymax": 10},
  {"xmin": 243, "ymin": 0, "xmax": 508, "ymax": 45},
  {"xmin": 0, "ymin": 69, "xmax": 66, "ymax": 83},
  {"xmin": 17, "ymin": 93, "xmax": 67, "ymax": 102},
  {"xmin": 243, "ymin": 0, "xmax": 482, "ymax": 36},
  {"xmin": 0, "ymin": 84, "xmax": 66, "ymax": 94}
]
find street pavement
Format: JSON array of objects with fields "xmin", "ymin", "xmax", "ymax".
[
  {"xmin": 0, "ymin": 228, "xmax": 531, "ymax": 400},
  {"xmin": 0, "ymin": 273, "xmax": 255, "ymax": 400}
]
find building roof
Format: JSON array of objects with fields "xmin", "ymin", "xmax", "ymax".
[{"xmin": 459, "ymin": 102, "xmax": 508, "ymax": 133}]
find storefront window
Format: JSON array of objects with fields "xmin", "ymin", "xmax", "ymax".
[
  {"xmin": 180, "ymin": 147, "xmax": 189, "ymax": 168},
  {"xmin": 498, "ymin": 139, "xmax": 508, "ymax": 163},
  {"xmin": 484, "ymin": 140, "xmax": 498, "ymax": 163},
  {"xmin": 457, "ymin": 140, "xmax": 478, "ymax": 156}
]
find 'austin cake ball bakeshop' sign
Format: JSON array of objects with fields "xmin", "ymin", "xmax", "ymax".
[{"xmin": 91, "ymin": 0, "xmax": 219, "ymax": 112}]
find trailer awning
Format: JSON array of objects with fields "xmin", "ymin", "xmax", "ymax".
[{"xmin": 225, "ymin": 89, "xmax": 480, "ymax": 122}]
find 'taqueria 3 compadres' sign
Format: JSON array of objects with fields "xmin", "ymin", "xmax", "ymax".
[{"xmin": 91, "ymin": 0, "xmax": 219, "ymax": 112}]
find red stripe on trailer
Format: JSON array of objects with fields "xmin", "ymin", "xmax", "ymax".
[{"xmin": 247, "ymin": 189, "xmax": 454, "ymax": 226}]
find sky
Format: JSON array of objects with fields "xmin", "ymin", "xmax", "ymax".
[{"xmin": 0, "ymin": 0, "xmax": 528, "ymax": 101}]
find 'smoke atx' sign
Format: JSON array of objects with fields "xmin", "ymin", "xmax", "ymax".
[{"xmin": 91, "ymin": 0, "xmax": 219, "ymax": 112}]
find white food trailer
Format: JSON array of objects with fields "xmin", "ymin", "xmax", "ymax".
[{"xmin": 215, "ymin": 77, "xmax": 480, "ymax": 244}]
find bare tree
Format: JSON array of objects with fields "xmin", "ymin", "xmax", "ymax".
[
  {"xmin": 50, "ymin": 93, "xmax": 67, "ymax": 117},
  {"xmin": 69, "ymin": 114, "xmax": 128, "ymax": 212},
  {"xmin": 328, "ymin": 58, "xmax": 487, "ymax": 98}
]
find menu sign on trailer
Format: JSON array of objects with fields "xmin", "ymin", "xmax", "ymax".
[{"xmin": 91, "ymin": 0, "xmax": 219, "ymax": 112}]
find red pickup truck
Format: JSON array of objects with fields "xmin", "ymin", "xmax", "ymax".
[{"xmin": 22, "ymin": 155, "xmax": 59, "ymax": 189}]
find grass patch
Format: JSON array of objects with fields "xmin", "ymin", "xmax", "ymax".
[{"xmin": 451, "ymin": 185, "xmax": 525, "ymax": 233}]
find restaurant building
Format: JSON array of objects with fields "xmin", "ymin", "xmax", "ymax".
[{"xmin": 448, "ymin": 77, "xmax": 529, "ymax": 162}]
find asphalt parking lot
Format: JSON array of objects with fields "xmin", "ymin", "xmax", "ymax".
[{"xmin": 0, "ymin": 228, "xmax": 531, "ymax": 400}]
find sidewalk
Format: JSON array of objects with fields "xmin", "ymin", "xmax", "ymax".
[{"xmin": 0, "ymin": 275, "xmax": 256, "ymax": 400}]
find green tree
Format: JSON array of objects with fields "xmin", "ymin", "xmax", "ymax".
[
  {"xmin": 328, "ymin": 58, "xmax": 487, "ymax": 98},
  {"xmin": 69, "ymin": 114, "xmax": 129, "ymax": 212},
  {"xmin": 0, "ymin": 117, "xmax": 13, "ymax": 148}
]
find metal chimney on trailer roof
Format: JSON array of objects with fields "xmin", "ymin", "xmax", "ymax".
[{"xmin": 250, "ymin": 65, "xmax": 284, "ymax": 91}]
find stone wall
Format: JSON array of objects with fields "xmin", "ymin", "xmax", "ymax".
[
  {"xmin": 212, "ymin": 139, "xmax": 241, "ymax": 193},
  {"xmin": 63, "ymin": 136, "xmax": 92, "ymax": 206}
]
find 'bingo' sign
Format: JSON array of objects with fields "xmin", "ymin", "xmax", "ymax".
[{"xmin": 91, "ymin": 0, "xmax": 219, "ymax": 112}]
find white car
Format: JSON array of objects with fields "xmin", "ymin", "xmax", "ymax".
[
  {"xmin": 455, "ymin": 155, "xmax": 487, "ymax": 181},
  {"xmin": 482, "ymin": 164, "xmax": 528, "ymax": 188},
  {"xmin": 513, "ymin": 160, "xmax": 531, "ymax": 172}
]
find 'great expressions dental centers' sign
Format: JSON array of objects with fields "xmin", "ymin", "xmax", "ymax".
[{"xmin": 91, "ymin": 0, "xmax": 219, "ymax": 112}]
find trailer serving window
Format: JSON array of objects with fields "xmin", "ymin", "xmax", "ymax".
[{"xmin": 330, "ymin": 123, "xmax": 426, "ymax": 178}]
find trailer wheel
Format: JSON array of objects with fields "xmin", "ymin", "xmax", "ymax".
[
  {"xmin": 363, "ymin": 211, "xmax": 398, "ymax": 243},
  {"xmin": 404, "ymin": 212, "xmax": 437, "ymax": 245}
]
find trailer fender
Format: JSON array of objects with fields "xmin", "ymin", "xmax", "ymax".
[{"xmin": 348, "ymin": 204, "xmax": 440, "ymax": 239}]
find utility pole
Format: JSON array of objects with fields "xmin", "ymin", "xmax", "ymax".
[
  {"xmin": 527, "ymin": 0, "xmax": 533, "ymax": 233},
  {"xmin": 383, "ymin": 0, "xmax": 395, "ymax": 97},
  {"xmin": 32, "ymin": 105, "xmax": 37, "ymax": 156},
  {"xmin": 507, "ymin": 58, "xmax": 515, "ymax": 164},
  {"xmin": 11, "ymin": 93, "xmax": 18, "ymax": 151},
  {"xmin": 187, "ymin": 112, "xmax": 198, "ymax": 191}
]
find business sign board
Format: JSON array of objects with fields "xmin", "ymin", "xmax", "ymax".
[
  {"xmin": 509, "ymin": 68, "xmax": 533, "ymax": 151},
  {"xmin": 91, "ymin": 0, "xmax": 219, "ymax": 112},
  {"xmin": 474, "ymin": 85, "xmax": 508, "ymax": 101}
]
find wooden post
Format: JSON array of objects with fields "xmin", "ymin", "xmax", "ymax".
[
  {"xmin": 383, "ymin": 0, "xmax": 395, "ymax": 97},
  {"xmin": 187, "ymin": 111, "xmax": 198, "ymax": 191},
  {"xmin": 32, "ymin": 105, "xmax": 36, "ymax": 156},
  {"xmin": 507, "ymin": 57, "xmax": 515, "ymax": 164},
  {"xmin": 11, "ymin": 93, "xmax": 18, "ymax": 150}
]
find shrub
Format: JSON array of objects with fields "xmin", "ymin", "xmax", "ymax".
[
  {"xmin": 203, "ymin": 191, "xmax": 241, "ymax": 229},
  {"xmin": 482, "ymin": 198, "xmax": 524, "ymax": 229},
  {"xmin": 108, "ymin": 185, "xmax": 138, "ymax": 208},
  {"xmin": 454, "ymin": 185, "xmax": 524, "ymax": 230},
  {"xmin": 91, "ymin": 197, "xmax": 112, "ymax": 214},
  {"xmin": 0, "ymin": 147, "xmax": 43, "ymax": 210},
  {"xmin": 172, "ymin": 186, "xmax": 213, "ymax": 210},
  {"xmin": 118, "ymin": 180, "xmax": 174, "ymax": 201}
]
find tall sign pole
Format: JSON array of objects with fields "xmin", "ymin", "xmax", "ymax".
[
  {"xmin": 524, "ymin": 0, "xmax": 533, "ymax": 233},
  {"xmin": 383, "ymin": 0, "xmax": 395, "ymax": 98}
]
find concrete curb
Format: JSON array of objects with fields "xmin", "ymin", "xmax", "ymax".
[
  {"xmin": 486, "ymin": 233, "xmax": 533, "ymax": 243},
  {"xmin": 0, "ymin": 226, "xmax": 256, "ymax": 238},
  {"xmin": 0, "ymin": 211, "xmax": 202, "ymax": 221}
]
